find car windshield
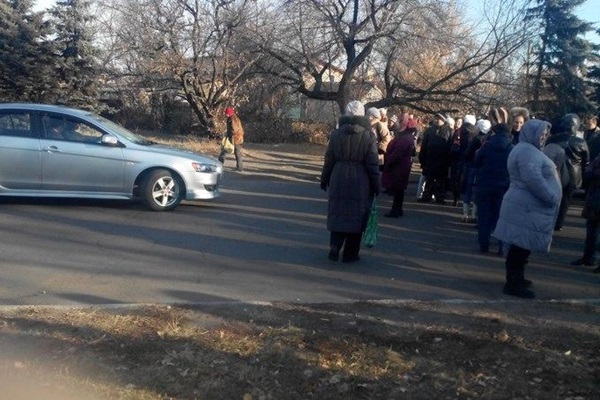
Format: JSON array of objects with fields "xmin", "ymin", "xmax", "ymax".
[{"xmin": 88, "ymin": 114, "xmax": 154, "ymax": 145}]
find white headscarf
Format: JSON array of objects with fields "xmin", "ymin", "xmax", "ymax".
[{"xmin": 345, "ymin": 101, "xmax": 365, "ymax": 116}]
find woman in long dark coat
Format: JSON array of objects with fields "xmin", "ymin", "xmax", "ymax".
[
  {"xmin": 418, "ymin": 113, "xmax": 451, "ymax": 204},
  {"xmin": 381, "ymin": 119, "xmax": 417, "ymax": 217},
  {"xmin": 320, "ymin": 101, "xmax": 381, "ymax": 263},
  {"xmin": 571, "ymin": 154, "xmax": 600, "ymax": 272},
  {"xmin": 474, "ymin": 109, "xmax": 513, "ymax": 254}
]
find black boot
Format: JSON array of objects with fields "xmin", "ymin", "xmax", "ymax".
[
  {"xmin": 504, "ymin": 245, "xmax": 535, "ymax": 298},
  {"xmin": 503, "ymin": 283, "xmax": 535, "ymax": 298},
  {"xmin": 328, "ymin": 245, "xmax": 339, "ymax": 262},
  {"xmin": 571, "ymin": 257, "xmax": 595, "ymax": 266}
]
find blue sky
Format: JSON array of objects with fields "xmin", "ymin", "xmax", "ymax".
[
  {"xmin": 33, "ymin": 0, "xmax": 600, "ymax": 30},
  {"xmin": 33, "ymin": 0, "xmax": 599, "ymax": 42}
]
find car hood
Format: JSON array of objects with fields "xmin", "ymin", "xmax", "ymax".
[{"xmin": 132, "ymin": 143, "xmax": 219, "ymax": 164}]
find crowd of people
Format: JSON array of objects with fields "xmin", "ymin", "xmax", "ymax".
[{"xmin": 319, "ymin": 100, "xmax": 599, "ymax": 299}]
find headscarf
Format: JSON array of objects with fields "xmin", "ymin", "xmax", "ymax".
[
  {"xmin": 476, "ymin": 119, "xmax": 491, "ymax": 134},
  {"xmin": 366, "ymin": 107, "xmax": 381, "ymax": 119},
  {"xmin": 463, "ymin": 114, "xmax": 476, "ymax": 126},
  {"xmin": 345, "ymin": 101, "xmax": 365, "ymax": 116}
]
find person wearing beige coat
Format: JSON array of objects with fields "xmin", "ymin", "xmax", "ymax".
[{"xmin": 366, "ymin": 107, "xmax": 392, "ymax": 168}]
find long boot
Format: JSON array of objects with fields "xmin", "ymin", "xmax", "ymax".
[
  {"xmin": 503, "ymin": 245, "xmax": 534, "ymax": 298},
  {"xmin": 386, "ymin": 192, "xmax": 404, "ymax": 218}
]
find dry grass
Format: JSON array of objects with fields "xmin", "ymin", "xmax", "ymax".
[
  {"xmin": 1, "ymin": 301, "xmax": 598, "ymax": 399},
  {"xmin": 137, "ymin": 131, "xmax": 220, "ymax": 155}
]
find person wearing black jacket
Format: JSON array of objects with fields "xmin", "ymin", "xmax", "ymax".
[
  {"xmin": 545, "ymin": 114, "xmax": 590, "ymax": 231},
  {"xmin": 585, "ymin": 115, "xmax": 600, "ymax": 163},
  {"xmin": 474, "ymin": 108, "xmax": 513, "ymax": 254},
  {"xmin": 571, "ymin": 154, "xmax": 600, "ymax": 270},
  {"xmin": 509, "ymin": 107, "xmax": 529, "ymax": 145},
  {"xmin": 320, "ymin": 101, "xmax": 380, "ymax": 263},
  {"xmin": 418, "ymin": 113, "xmax": 452, "ymax": 204}
]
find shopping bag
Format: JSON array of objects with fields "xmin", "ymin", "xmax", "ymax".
[
  {"xmin": 221, "ymin": 137, "xmax": 235, "ymax": 154},
  {"xmin": 363, "ymin": 198, "xmax": 378, "ymax": 248}
]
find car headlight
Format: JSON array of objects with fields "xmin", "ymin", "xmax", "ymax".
[{"xmin": 192, "ymin": 162, "xmax": 216, "ymax": 173}]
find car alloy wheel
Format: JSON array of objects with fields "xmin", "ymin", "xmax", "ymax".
[{"xmin": 142, "ymin": 169, "xmax": 183, "ymax": 211}]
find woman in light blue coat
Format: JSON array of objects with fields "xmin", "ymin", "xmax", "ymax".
[{"xmin": 493, "ymin": 119, "xmax": 562, "ymax": 298}]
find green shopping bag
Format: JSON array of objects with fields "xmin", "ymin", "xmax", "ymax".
[
  {"xmin": 221, "ymin": 136, "xmax": 235, "ymax": 154},
  {"xmin": 363, "ymin": 198, "xmax": 378, "ymax": 248}
]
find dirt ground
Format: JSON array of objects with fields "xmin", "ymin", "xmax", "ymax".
[
  {"xmin": 0, "ymin": 300, "xmax": 598, "ymax": 400},
  {"xmin": 1, "ymin": 140, "xmax": 598, "ymax": 399}
]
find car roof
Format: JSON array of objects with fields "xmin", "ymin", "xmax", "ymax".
[{"xmin": 0, "ymin": 103, "xmax": 94, "ymax": 118}]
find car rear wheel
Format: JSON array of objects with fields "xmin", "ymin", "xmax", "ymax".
[{"xmin": 142, "ymin": 169, "xmax": 184, "ymax": 211}]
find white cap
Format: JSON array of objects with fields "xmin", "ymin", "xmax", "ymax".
[
  {"xmin": 476, "ymin": 119, "xmax": 492, "ymax": 134},
  {"xmin": 366, "ymin": 107, "xmax": 381, "ymax": 119},
  {"xmin": 463, "ymin": 114, "xmax": 476, "ymax": 126},
  {"xmin": 345, "ymin": 101, "xmax": 365, "ymax": 116}
]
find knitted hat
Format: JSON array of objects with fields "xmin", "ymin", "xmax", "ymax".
[
  {"xmin": 489, "ymin": 107, "xmax": 508, "ymax": 125},
  {"xmin": 434, "ymin": 113, "xmax": 446, "ymax": 121},
  {"xmin": 345, "ymin": 100, "xmax": 365, "ymax": 116},
  {"xmin": 366, "ymin": 107, "xmax": 381, "ymax": 119},
  {"xmin": 463, "ymin": 114, "xmax": 476, "ymax": 126},
  {"xmin": 476, "ymin": 119, "xmax": 492, "ymax": 134},
  {"xmin": 224, "ymin": 107, "xmax": 235, "ymax": 117}
]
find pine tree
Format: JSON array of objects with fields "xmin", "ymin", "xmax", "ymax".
[
  {"xmin": 527, "ymin": 0, "xmax": 600, "ymax": 119},
  {"xmin": 48, "ymin": 0, "xmax": 101, "ymax": 110},
  {"xmin": 0, "ymin": 0, "xmax": 58, "ymax": 101},
  {"xmin": 588, "ymin": 28, "xmax": 600, "ymax": 114}
]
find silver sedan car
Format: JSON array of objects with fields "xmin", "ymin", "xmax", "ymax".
[{"xmin": 0, "ymin": 103, "xmax": 223, "ymax": 211}]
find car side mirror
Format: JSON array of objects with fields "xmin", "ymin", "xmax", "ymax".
[{"xmin": 101, "ymin": 134, "xmax": 121, "ymax": 146}]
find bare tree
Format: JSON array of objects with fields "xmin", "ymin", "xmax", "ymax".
[
  {"xmin": 96, "ymin": 0, "xmax": 262, "ymax": 131},
  {"xmin": 376, "ymin": 0, "xmax": 532, "ymax": 114},
  {"xmin": 250, "ymin": 0, "xmax": 531, "ymax": 115}
]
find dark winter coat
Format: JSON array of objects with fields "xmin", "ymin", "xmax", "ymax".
[
  {"xmin": 418, "ymin": 124, "xmax": 451, "ymax": 177},
  {"xmin": 464, "ymin": 133, "xmax": 486, "ymax": 164},
  {"xmin": 381, "ymin": 129, "xmax": 415, "ymax": 193},
  {"xmin": 511, "ymin": 128, "xmax": 520, "ymax": 146},
  {"xmin": 581, "ymin": 157, "xmax": 600, "ymax": 221},
  {"xmin": 543, "ymin": 138, "xmax": 570, "ymax": 190},
  {"xmin": 545, "ymin": 132, "xmax": 590, "ymax": 189},
  {"xmin": 457, "ymin": 123, "xmax": 479, "ymax": 162},
  {"xmin": 585, "ymin": 127, "xmax": 600, "ymax": 163},
  {"xmin": 474, "ymin": 125, "xmax": 513, "ymax": 190},
  {"xmin": 582, "ymin": 155, "xmax": 600, "ymax": 220},
  {"xmin": 321, "ymin": 116, "xmax": 380, "ymax": 233}
]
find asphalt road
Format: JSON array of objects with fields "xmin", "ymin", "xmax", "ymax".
[{"xmin": 0, "ymin": 144, "xmax": 597, "ymax": 306}]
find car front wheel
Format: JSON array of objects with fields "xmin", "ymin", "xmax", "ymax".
[{"xmin": 142, "ymin": 169, "xmax": 184, "ymax": 211}]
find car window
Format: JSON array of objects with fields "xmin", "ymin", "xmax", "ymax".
[
  {"xmin": 0, "ymin": 112, "xmax": 33, "ymax": 138},
  {"xmin": 42, "ymin": 114, "xmax": 104, "ymax": 143},
  {"xmin": 92, "ymin": 115, "xmax": 154, "ymax": 145}
]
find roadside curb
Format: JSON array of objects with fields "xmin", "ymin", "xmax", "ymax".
[{"xmin": 1, "ymin": 297, "xmax": 598, "ymax": 312}]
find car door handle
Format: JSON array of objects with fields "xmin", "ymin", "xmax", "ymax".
[{"xmin": 43, "ymin": 146, "xmax": 62, "ymax": 153}]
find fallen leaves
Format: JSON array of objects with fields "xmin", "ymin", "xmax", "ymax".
[{"xmin": 0, "ymin": 301, "xmax": 597, "ymax": 400}]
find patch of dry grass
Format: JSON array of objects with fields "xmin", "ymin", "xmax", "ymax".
[{"xmin": 1, "ymin": 302, "xmax": 598, "ymax": 399}]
